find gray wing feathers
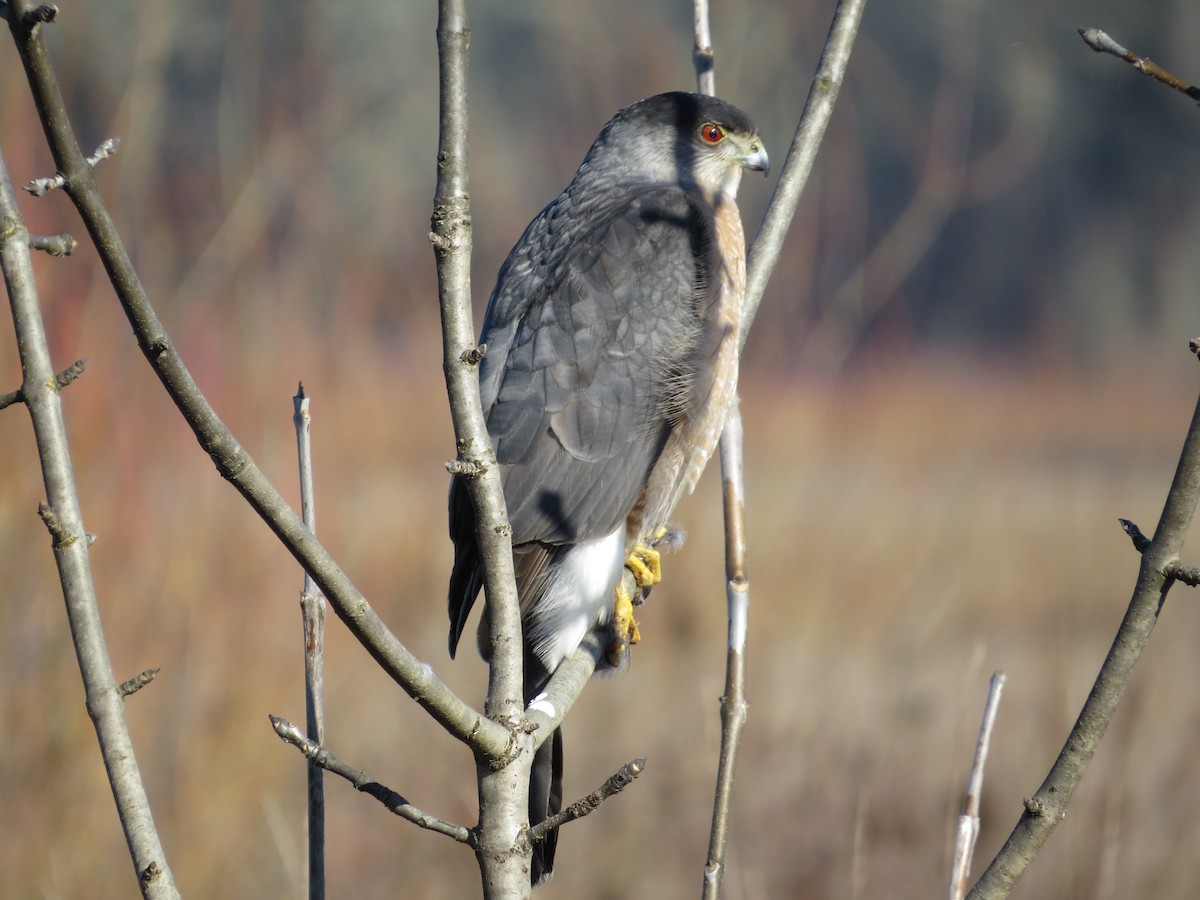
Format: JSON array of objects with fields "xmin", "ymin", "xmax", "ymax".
[{"xmin": 448, "ymin": 183, "xmax": 712, "ymax": 653}]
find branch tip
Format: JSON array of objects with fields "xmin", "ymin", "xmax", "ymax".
[
  {"xmin": 23, "ymin": 173, "xmax": 65, "ymax": 196},
  {"xmin": 1118, "ymin": 518, "xmax": 1151, "ymax": 553},
  {"xmin": 460, "ymin": 343, "xmax": 486, "ymax": 366},
  {"xmin": 53, "ymin": 357, "xmax": 88, "ymax": 390},
  {"xmin": 445, "ymin": 457, "xmax": 484, "ymax": 477},
  {"xmin": 529, "ymin": 756, "xmax": 646, "ymax": 840},
  {"xmin": 29, "ymin": 233, "xmax": 76, "ymax": 256},
  {"xmin": 119, "ymin": 667, "xmax": 161, "ymax": 698}
]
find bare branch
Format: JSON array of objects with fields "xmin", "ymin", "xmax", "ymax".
[
  {"xmin": 432, "ymin": 0, "xmax": 524, "ymax": 726},
  {"xmin": 969, "ymin": 375, "xmax": 1200, "ymax": 897},
  {"xmin": 691, "ymin": 0, "xmax": 715, "ymax": 96},
  {"xmin": 5, "ymin": 0, "xmax": 509, "ymax": 762},
  {"xmin": 433, "ymin": 1, "xmax": 533, "ymax": 892},
  {"xmin": 293, "ymin": 382, "xmax": 325, "ymax": 900},
  {"xmin": 0, "ymin": 385, "xmax": 23, "ymax": 410},
  {"xmin": 948, "ymin": 671, "xmax": 1006, "ymax": 900},
  {"xmin": 0, "ymin": 141, "xmax": 181, "ymax": 898},
  {"xmin": 118, "ymin": 668, "xmax": 161, "ymax": 698},
  {"xmin": 269, "ymin": 716, "xmax": 472, "ymax": 844},
  {"xmin": 23, "ymin": 137, "xmax": 118, "ymax": 196},
  {"xmin": 704, "ymin": 398, "xmax": 751, "ymax": 900},
  {"xmin": 528, "ymin": 757, "xmax": 645, "ymax": 841},
  {"xmin": 1079, "ymin": 27, "xmax": 1200, "ymax": 104}
]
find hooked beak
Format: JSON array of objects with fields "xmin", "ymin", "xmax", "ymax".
[{"xmin": 741, "ymin": 140, "xmax": 770, "ymax": 177}]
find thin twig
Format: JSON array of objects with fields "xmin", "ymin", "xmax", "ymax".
[
  {"xmin": 293, "ymin": 382, "xmax": 325, "ymax": 900},
  {"xmin": 948, "ymin": 671, "xmax": 1006, "ymax": 900},
  {"xmin": 269, "ymin": 716, "xmax": 471, "ymax": 843},
  {"xmin": 6, "ymin": 0, "xmax": 508, "ymax": 762},
  {"xmin": 23, "ymin": 137, "xmax": 119, "ymax": 196},
  {"xmin": 0, "ymin": 141, "xmax": 180, "ymax": 899},
  {"xmin": 969, "ymin": 374, "xmax": 1200, "ymax": 898},
  {"xmin": 0, "ymin": 386, "xmax": 23, "ymax": 409},
  {"xmin": 1079, "ymin": 27, "xmax": 1200, "ymax": 104},
  {"xmin": 528, "ymin": 757, "xmax": 645, "ymax": 840}
]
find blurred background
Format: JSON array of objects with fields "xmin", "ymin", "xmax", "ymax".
[{"xmin": 3, "ymin": 0, "xmax": 1200, "ymax": 897}]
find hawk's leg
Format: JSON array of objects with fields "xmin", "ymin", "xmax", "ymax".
[{"xmin": 607, "ymin": 534, "xmax": 668, "ymax": 666}]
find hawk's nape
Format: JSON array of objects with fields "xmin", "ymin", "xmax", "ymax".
[{"xmin": 447, "ymin": 91, "xmax": 766, "ymax": 886}]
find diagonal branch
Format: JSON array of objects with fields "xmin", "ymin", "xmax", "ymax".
[
  {"xmin": 5, "ymin": 0, "xmax": 509, "ymax": 764},
  {"xmin": 969, "ymin": 360, "xmax": 1200, "ymax": 898},
  {"xmin": 270, "ymin": 716, "xmax": 471, "ymax": 843},
  {"xmin": 528, "ymin": 757, "xmax": 645, "ymax": 841}
]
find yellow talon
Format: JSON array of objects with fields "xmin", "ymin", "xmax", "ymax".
[
  {"xmin": 608, "ymin": 581, "xmax": 642, "ymax": 666},
  {"xmin": 625, "ymin": 543, "xmax": 663, "ymax": 591}
]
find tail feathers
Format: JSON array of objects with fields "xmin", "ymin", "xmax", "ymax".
[{"xmin": 529, "ymin": 726, "xmax": 563, "ymax": 885}]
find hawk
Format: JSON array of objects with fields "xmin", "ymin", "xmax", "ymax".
[{"xmin": 448, "ymin": 91, "xmax": 767, "ymax": 884}]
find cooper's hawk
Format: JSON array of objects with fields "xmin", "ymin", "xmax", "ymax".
[{"xmin": 448, "ymin": 91, "xmax": 766, "ymax": 884}]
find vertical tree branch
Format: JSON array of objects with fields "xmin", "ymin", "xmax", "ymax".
[
  {"xmin": 704, "ymin": 396, "xmax": 751, "ymax": 900},
  {"xmin": 949, "ymin": 671, "xmax": 1006, "ymax": 900},
  {"xmin": 432, "ymin": 1, "xmax": 531, "ymax": 895},
  {"xmin": 696, "ymin": 0, "xmax": 867, "ymax": 894},
  {"xmin": 969, "ymin": 376, "xmax": 1200, "ymax": 898},
  {"xmin": 0, "ymin": 146, "xmax": 181, "ymax": 899},
  {"xmin": 293, "ymin": 384, "xmax": 325, "ymax": 900},
  {"xmin": 692, "ymin": 0, "xmax": 715, "ymax": 97},
  {"xmin": 689, "ymin": 6, "xmax": 751, "ymax": 896}
]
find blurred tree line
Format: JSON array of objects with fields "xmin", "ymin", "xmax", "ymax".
[{"xmin": 6, "ymin": 0, "xmax": 1199, "ymax": 380}]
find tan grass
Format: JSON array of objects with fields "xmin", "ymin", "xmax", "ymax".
[{"xmin": 3, "ymin": 314, "xmax": 1199, "ymax": 899}]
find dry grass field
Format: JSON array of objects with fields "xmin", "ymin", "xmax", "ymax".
[{"xmin": 3, "ymin": 307, "xmax": 1200, "ymax": 899}]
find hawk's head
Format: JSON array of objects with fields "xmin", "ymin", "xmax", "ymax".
[{"xmin": 581, "ymin": 91, "xmax": 768, "ymax": 200}]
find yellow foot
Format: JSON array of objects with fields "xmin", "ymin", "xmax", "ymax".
[
  {"xmin": 607, "ymin": 581, "xmax": 642, "ymax": 667},
  {"xmin": 606, "ymin": 531, "xmax": 671, "ymax": 666},
  {"xmin": 625, "ymin": 534, "xmax": 666, "ymax": 592}
]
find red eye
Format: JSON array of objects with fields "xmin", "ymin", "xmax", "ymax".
[{"xmin": 700, "ymin": 123, "xmax": 725, "ymax": 144}]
